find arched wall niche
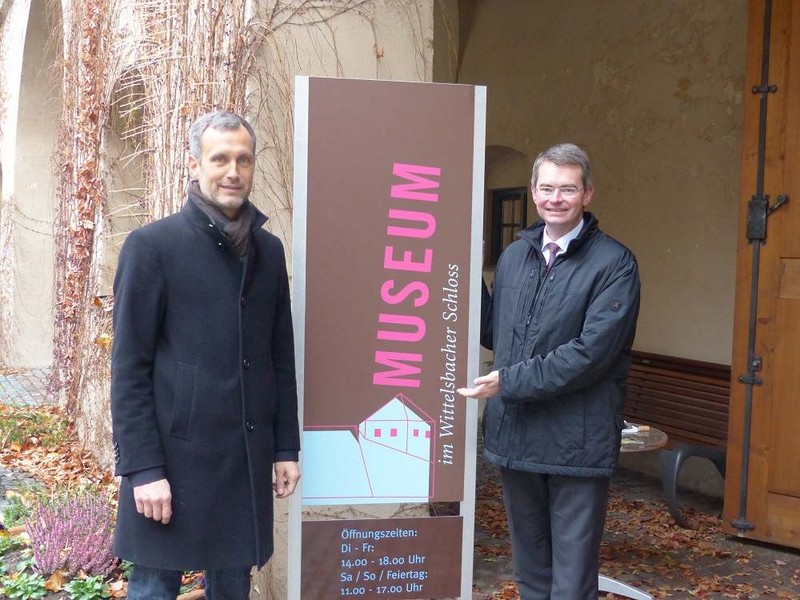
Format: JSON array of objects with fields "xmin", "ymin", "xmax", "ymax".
[
  {"xmin": 98, "ymin": 68, "xmax": 148, "ymax": 296},
  {"xmin": 12, "ymin": 0, "xmax": 62, "ymax": 367},
  {"xmin": 485, "ymin": 144, "xmax": 530, "ymax": 190}
]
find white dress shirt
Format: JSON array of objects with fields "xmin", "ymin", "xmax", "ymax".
[{"xmin": 542, "ymin": 219, "xmax": 584, "ymax": 263}]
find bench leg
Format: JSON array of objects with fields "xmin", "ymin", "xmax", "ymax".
[{"xmin": 659, "ymin": 444, "xmax": 726, "ymax": 528}]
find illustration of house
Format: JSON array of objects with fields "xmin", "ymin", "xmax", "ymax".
[{"xmin": 303, "ymin": 393, "xmax": 435, "ymax": 506}]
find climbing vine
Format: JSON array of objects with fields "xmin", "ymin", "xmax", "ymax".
[
  {"xmin": 52, "ymin": 0, "xmax": 113, "ymax": 412},
  {"xmin": 47, "ymin": 0, "xmax": 431, "ymax": 462}
]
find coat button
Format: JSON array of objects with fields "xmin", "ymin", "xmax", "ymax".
[
  {"xmin": 246, "ymin": 420, "xmax": 255, "ymax": 432},
  {"xmin": 217, "ymin": 242, "xmax": 225, "ymax": 251},
  {"xmin": 243, "ymin": 358, "xmax": 251, "ymax": 369},
  {"xmin": 240, "ymin": 297, "xmax": 247, "ymax": 307}
]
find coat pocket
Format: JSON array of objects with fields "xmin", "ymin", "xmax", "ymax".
[
  {"xmin": 170, "ymin": 363, "xmax": 197, "ymax": 440},
  {"xmin": 483, "ymin": 398, "xmax": 512, "ymax": 457}
]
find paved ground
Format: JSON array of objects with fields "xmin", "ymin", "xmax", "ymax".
[
  {"xmin": 3, "ymin": 369, "xmax": 800, "ymax": 599},
  {"xmin": 0, "ymin": 368, "xmax": 53, "ymax": 406},
  {"xmin": 0, "ymin": 369, "xmax": 54, "ymax": 514}
]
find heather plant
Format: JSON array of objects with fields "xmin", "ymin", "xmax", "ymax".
[
  {"xmin": 65, "ymin": 575, "xmax": 111, "ymax": 600},
  {"xmin": 0, "ymin": 571, "xmax": 47, "ymax": 599},
  {"xmin": 25, "ymin": 493, "xmax": 117, "ymax": 577}
]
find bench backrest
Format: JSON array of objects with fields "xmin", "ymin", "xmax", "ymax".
[{"xmin": 623, "ymin": 351, "xmax": 731, "ymax": 449}]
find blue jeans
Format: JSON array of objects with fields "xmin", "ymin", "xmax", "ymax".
[{"xmin": 127, "ymin": 564, "xmax": 251, "ymax": 600}]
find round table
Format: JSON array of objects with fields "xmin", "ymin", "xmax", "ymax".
[{"xmin": 620, "ymin": 425, "xmax": 668, "ymax": 453}]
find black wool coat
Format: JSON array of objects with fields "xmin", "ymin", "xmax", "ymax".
[{"xmin": 110, "ymin": 198, "xmax": 300, "ymax": 570}]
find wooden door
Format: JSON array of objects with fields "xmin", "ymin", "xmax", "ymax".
[{"xmin": 724, "ymin": 0, "xmax": 800, "ymax": 548}]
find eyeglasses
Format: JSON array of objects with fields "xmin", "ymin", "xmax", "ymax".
[{"xmin": 535, "ymin": 185, "xmax": 583, "ymax": 199}]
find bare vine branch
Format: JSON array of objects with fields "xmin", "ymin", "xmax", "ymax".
[{"xmin": 48, "ymin": 0, "xmax": 430, "ymax": 447}]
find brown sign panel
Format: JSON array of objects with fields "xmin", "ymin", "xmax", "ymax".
[
  {"xmin": 300, "ymin": 77, "xmax": 477, "ymax": 505},
  {"xmin": 301, "ymin": 517, "xmax": 463, "ymax": 599}
]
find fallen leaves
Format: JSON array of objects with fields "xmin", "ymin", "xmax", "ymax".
[
  {"xmin": 109, "ymin": 578, "xmax": 127, "ymax": 598},
  {"xmin": 0, "ymin": 404, "xmax": 117, "ymax": 503},
  {"xmin": 475, "ymin": 469, "xmax": 800, "ymax": 600},
  {"xmin": 491, "ymin": 580, "xmax": 519, "ymax": 599},
  {"xmin": 45, "ymin": 570, "xmax": 66, "ymax": 592},
  {"xmin": 4, "ymin": 404, "xmax": 800, "ymax": 599}
]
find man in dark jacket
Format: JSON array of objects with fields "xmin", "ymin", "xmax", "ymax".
[
  {"xmin": 111, "ymin": 111, "xmax": 300, "ymax": 599},
  {"xmin": 459, "ymin": 143, "xmax": 640, "ymax": 599}
]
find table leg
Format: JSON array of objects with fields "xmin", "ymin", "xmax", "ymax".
[
  {"xmin": 660, "ymin": 447, "xmax": 692, "ymax": 528},
  {"xmin": 659, "ymin": 444, "xmax": 727, "ymax": 528},
  {"xmin": 598, "ymin": 575, "xmax": 653, "ymax": 600}
]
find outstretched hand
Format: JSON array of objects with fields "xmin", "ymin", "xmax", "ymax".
[{"xmin": 457, "ymin": 370, "xmax": 501, "ymax": 400}]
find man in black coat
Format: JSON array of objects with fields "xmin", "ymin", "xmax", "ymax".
[
  {"xmin": 459, "ymin": 144, "xmax": 640, "ymax": 599},
  {"xmin": 111, "ymin": 111, "xmax": 300, "ymax": 599}
]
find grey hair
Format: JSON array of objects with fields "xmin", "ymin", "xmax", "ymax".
[
  {"xmin": 188, "ymin": 111, "xmax": 256, "ymax": 158},
  {"xmin": 530, "ymin": 143, "xmax": 593, "ymax": 189}
]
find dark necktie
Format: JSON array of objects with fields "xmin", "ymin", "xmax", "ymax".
[{"xmin": 545, "ymin": 242, "xmax": 561, "ymax": 272}]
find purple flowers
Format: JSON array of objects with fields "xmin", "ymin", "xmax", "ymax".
[{"xmin": 25, "ymin": 494, "xmax": 117, "ymax": 577}]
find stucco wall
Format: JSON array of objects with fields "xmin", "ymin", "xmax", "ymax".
[
  {"xmin": 0, "ymin": 0, "xmax": 31, "ymax": 366},
  {"xmin": 0, "ymin": 0, "xmax": 59, "ymax": 368},
  {"xmin": 457, "ymin": 0, "xmax": 747, "ymax": 364},
  {"xmin": 251, "ymin": 0, "xmax": 434, "ymax": 276},
  {"xmin": 433, "ymin": 0, "xmax": 459, "ymax": 83}
]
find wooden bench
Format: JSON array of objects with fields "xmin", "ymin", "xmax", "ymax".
[{"xmin": 623, "ymin": 351, "xmax": 731, "ymax": 527}]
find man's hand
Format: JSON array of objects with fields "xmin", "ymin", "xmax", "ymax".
[
  {"xmin": 457, "ymin": 370, "xmax": 501, "ymax": 399},
  {"xmin": 133, "ymin": 478, "xmax": 172, "ymax": 524},
  {"xmin": 273, "ymin": 461, "xmax": 300, "ymax": 498}
]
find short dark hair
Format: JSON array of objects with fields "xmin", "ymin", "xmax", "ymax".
[
  {"xmin": 188, "ymin": 111, "xmax": 256, "ymax": 158},
  {"xmin": 531, "ymin": 143, "xmax": 592, "ymax": 190}
]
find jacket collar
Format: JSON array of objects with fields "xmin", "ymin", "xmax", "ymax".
[{"xmin": 519, "ymin": 211, "xmax": 599, "ymax": 254}]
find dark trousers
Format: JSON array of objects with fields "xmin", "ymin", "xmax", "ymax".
[
  {"xmin": 127, "ymin": 564, "xmax": 251, "ymax": 600},
  {"xmin": 501, "ymin": 468, "xmax": 611, "ymax": 600}
]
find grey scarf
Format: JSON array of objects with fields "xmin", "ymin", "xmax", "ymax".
[{"xmin": 188, "ymin": 181, "xmax": 254, "ymax": 257}]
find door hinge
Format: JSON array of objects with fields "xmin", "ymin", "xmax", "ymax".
[
  {"xmin": 738, "ymin": 355, "xmax": 763, "ymax": 386},
  {"xmin": 751, "ymin": 84, "xmax": 777, "ymax": 95},
  {"xmin": 746, "ymin": 194, "xmax": 789, "ymax": 241}
]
